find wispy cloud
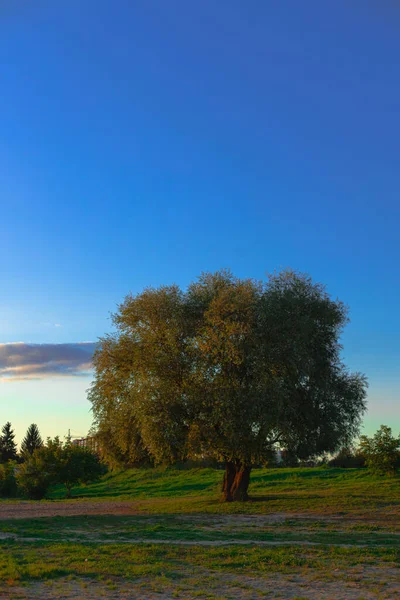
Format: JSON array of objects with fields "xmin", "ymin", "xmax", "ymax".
[{"xmin": 0, "ymin": 342, "xmax": 96, "ymax": 381}]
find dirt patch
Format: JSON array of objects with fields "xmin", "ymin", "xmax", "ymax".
[
  {"xmin": 0, "ymin": 500, "xmax": 140, "ymax": 520},
  {"xmin": 0, "ymin": 502, "xmax": 333, "ymax": 522},
  {"xmin": 0, "ymin": 501, "xmax": 398, "ymax": 529},
  {"xmin": 0, "ymin": 502, "xmax": 362, "ymax": 523}
]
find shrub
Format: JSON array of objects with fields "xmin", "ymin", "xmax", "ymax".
[
  {"xmin": 328, "ymin": 446, "xmax": 365, "ymax": 468},
  {"xmin": 16, "ymin": 448, "xmax": 58, "ymax": 500},
  {"xmin": 359, "ymin": 425, "xmax": 400, "ymax": 476},
  {"xmin": 59, "ymin": 441, "xmax": 106, "ymax": 498},
  {"xmin": 0, "ymin": 461, "xmax": 18, "ymax": 497},
  {"xmin": 16, "ymin": 437, "xmax": 106, "ymax": 499}
]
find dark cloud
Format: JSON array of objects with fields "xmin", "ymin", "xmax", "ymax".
[{"xmin": 0, "ymin": 342, "xmax": 96, "ymax": 380}]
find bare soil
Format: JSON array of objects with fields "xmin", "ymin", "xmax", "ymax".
[{"xmin": 0, "ymin": 500, "xmax": 140, "ymax": 520}]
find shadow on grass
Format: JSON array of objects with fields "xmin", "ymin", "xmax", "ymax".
[{"xmin": 247, "ymin": 494, "xmax": 323, "ymax": 503}]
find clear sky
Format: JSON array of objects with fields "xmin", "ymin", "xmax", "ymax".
[{"xmin": 1, "ymin": 0, "xmax": 399, "ymax": 444}]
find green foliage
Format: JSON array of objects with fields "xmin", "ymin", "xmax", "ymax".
[
  {"xmin": 279, "ymin": 449, "xmax": 299, "ymax": 468},
  {"xmin": 16, "ymin": 437, "xmax": 105, "ymax": 499},
  {"xmin": 0, "ymin": 460, "xmax": 18, "ymax": 497},
  {"xmin": 328, "ymin": 446, "xmax": 365, "ymax": 468},
  {"xmin": 93, "ymin": 422, "xmax": 151, "ymax": 470},
  {"xmin": 20, "ymin": 423, "xmax": 43, "ymax": 457},
  {"xmin": 59, "ymin": 439, "xmax": 106, "ymax": 497},
  {"xmin": 0, "ymin": 421, "xmax": 18, "ymax": 462},
  {"xmin": 359, "ymin": 425, "xmax": 400, "ymax": 476},
  {"xmin": 16, "ymin": 438, "xmax": 61, "ymax": 499},
  {"xmin": 16, "ymin": 453, "xmax": 55, "ymax": 500},
  {"xmin": 89, "ymin": 269, "xmax": 367, "ymax": 496}
]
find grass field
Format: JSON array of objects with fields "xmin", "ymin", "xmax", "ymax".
[{"xmin": 0, "ymin": 467, "xmax": 399, "ymax": 599}]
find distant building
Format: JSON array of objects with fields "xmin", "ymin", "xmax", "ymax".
[{"xmin": 71, "ymin": 436, "xmax": 100, "ymax": 454}]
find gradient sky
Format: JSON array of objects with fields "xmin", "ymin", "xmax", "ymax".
[{"xmin": 1, "ymin": 1, "xmax": 399, "ymax": 444}]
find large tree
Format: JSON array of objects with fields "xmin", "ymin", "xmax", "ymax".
[{"xmin": 89, "ymin": 270, "xmax": 368, "ymax": 501}]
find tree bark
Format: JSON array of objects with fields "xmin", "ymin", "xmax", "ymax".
[{"xmin": 222, "ymin": 461, "xmax": 251, "ymax": 502}]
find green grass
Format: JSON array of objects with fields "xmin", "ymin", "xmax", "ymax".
[
  {"xmin": 0, "ymin": 541, "xmax": 398, "ymax": 582},
  {"xmin": 49, "ymin": 465, "xmax": 221, "ymax": 499},
  {"xmin": 1, "ymin": 514, "xmax": 400, "ymax": 546}
]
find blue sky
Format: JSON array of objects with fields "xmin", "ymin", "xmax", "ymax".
[{"xmin": 1, "ymin": 0, "xmax": 399, "ymax": 443}]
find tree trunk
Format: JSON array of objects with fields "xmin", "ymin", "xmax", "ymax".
[{"xmin": 222, "ymin": 461, "xmax": 251, "ymax": 502}]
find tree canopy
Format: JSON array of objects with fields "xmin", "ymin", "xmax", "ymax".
[{"xmin": 89, "ymin": 269, "xmax": 368, "ymax": 500}]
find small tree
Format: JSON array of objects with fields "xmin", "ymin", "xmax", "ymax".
[
  {"xmin": 0, "ymin": 422, "xmax": 18, "ymax": 462},
  {"xmin": 359, "ymin": 425, "xmax": 400, "ymax": 476},
  {"xmin": 59, "ymin": 440, "xmax": 105, "ymax": 498},
  {"xmin": 16, "ymin": 438, "xmax": 62, "ymax": 499},
  {"xmin": 16, "ymin": 454, "xmax": 53, "ymax": 499},
  {"xmin": 20, "ymin": 424, "xmax": 43, "ymax": 457}
]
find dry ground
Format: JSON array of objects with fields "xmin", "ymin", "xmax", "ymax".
[{"xmin": 0, "ymin": 500, "xmax": 140, "ymax": 520}]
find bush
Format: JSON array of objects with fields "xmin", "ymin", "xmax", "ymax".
[
  {"xmin": 16, "ymin": 437, "xmax": 106, "ymax": 499},
  {"xmin": 359, "ymin": 425, "xmax": 400, "ymax": 476},
  {"xmin": 59, "ymin": 441, "xmax": 106, "ymax": 498},
  {"xmin": 0, "ymin": 461, "xmax": 18, "ymax": 497},
  {"xmin": 16, "ymin": 448, "xmax": 58, "ymax": 500}
]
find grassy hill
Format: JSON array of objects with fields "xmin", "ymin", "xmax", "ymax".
[{"xmin": 48, "ymin": 466, "xmax": 400, "ymax": 518}]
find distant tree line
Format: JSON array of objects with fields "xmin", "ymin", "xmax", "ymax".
[
  {"xmin": 324, "ymin": 425, "xmax": 400, "ymax": 474},
  {"xmin": 0, "ymin": 420, "xmax": 398, "ymax": 502},
  {"xmin": 258, "ymin": 425, "xmax": 400, "ymax": 475},
  {"xmin": 0, "ymin": 422, "xmax": 105, "ymax": 500}
]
